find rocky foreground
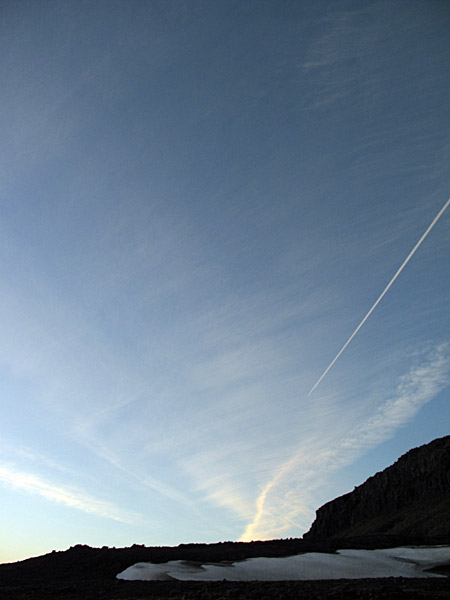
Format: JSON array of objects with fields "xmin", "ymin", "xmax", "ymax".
[
  {"xmin": 1, "ymin": 537, "xmax": 450, "ymax": 599},
  {"xmin": 2, "ymin": 575, "xmax": 450, "ymax": 600}
]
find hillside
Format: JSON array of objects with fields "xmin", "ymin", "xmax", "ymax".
[{"xmin": 304, "ymin": 435, "xmax": 450, "ymax": 540}]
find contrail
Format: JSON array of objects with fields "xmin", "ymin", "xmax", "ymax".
[{"xmin": 308, "ymin": 198, "xmax": 450, "ymax": 396}]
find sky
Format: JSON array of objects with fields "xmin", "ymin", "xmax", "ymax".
[{"xmin": 0, "ymin": 0, "xmax": 449, "ymax": 563}]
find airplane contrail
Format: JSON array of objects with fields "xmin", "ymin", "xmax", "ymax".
[{"xmin": 308, "ymin": 198, "xmax": 450, "ymax": 396}]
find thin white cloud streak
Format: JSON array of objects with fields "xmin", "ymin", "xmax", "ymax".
[
  {"xmin": 76, "ymin": 434, "xmax": 197, "ymax": 509},
  {"xmin": 309, "ymin": 198, "xmax": 450, "ymax": 395},
  {"xmin": 0, "ymin": 442, "xmax": 74, "ymax": 476},
  {"xmin": 242, "ymin": 343, "xmax": 450, "ymax": 541},
  {"xmin": 0, "ymin": 464, "xmax": 138, "ymax": 523}
]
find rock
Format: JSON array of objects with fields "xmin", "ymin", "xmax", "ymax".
[{"xmin": 304, "ymin": 435, "xmax": 450, "ymax": 540}]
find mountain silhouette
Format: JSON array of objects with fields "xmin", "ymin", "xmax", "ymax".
[{"xmin": 304, "ymin": 435, "xmax": 450, "ymax": 540}]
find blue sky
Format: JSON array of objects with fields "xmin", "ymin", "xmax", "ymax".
[{"xmin": 1, "ymin": 0, "xmax": 449, "ymax": 562}]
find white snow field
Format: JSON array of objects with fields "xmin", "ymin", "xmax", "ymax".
[{"xmin": 117, "ymin": 546, "xmax": 450, "ymax": 581}]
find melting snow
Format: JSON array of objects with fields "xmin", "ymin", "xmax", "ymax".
[{"xmin": 117, "ymin": 545, "xmax": 450, "ymax": 581}]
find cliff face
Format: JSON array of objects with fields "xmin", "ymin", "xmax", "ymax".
[{"xmin": 304, "ymin": 435, "xmax": 450, "ymax": 540}]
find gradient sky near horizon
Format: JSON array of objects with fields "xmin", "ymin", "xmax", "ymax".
[{"xmin": 1, "ymin": 0, "xmax": 449, "ymax": 563}]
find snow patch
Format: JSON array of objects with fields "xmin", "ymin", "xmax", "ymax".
[{"xmin": 117, "ymin": 545, "xmax": 450, "ymax": 581}]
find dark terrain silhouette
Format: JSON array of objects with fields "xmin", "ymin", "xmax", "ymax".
[{"xmin": 305, "ymin": 435, "xmax": 450, "ymax": 539}]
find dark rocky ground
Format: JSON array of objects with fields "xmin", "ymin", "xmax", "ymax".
[
  {"xmin": 1, "ymin": 536, "xmax": 450, "ymax": 599},
  {"xmin": 2, "ymin": 576, "xmax": 450, "ymax": 600}
]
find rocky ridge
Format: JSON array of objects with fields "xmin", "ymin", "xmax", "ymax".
[{"xmin": 304, "ymin": 435, "xmax": 450, "ymax": 539}]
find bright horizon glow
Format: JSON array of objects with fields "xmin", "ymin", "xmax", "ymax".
[{"xmin": 0, "ymin": 1, "xmax": 449, "ymax": 563}]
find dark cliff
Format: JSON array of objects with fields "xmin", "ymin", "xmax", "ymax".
[{"xmin": 304, "ymin": 435, "xmax": 450, "ymax": 540}]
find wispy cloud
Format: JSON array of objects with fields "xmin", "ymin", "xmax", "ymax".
[
  {"xmin": 340, "ymin": 343, "xmax": 450, "ymax": 452},
  {"xmin": 241, "ymin": 342, "xmax": 450, "ymax": 541},
  {"xmin": 0, "ymin": 441, "xmax": 72, "ymax": 474},
  {"xmin": 75, "ymin": 433, "xmax": 198, "ymax": 509},
  {"xmin": 0, "ymin": 464, "xmax": 138, "ymax": 523},
  {"xmin": 301, "ymin": 7, "xmax": 381, "ymax": 109}
]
